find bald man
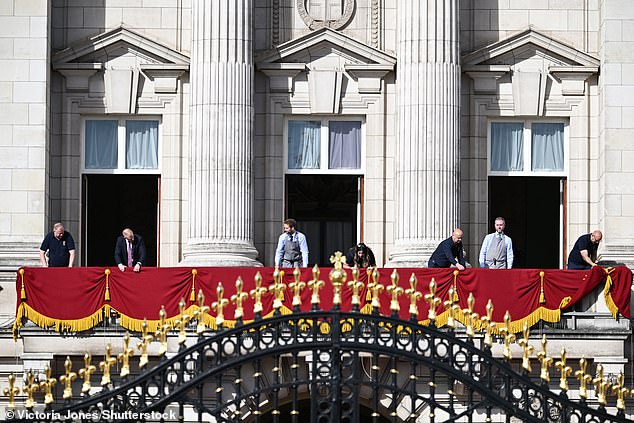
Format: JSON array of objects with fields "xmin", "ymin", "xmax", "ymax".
[
  {"xmin": 428, "ymin": 228, "xmax": 466, "ymax": 270},
  {"xmin": 567, "ymin": 230, "xmax": 602, "ymax": 270},
  {"xmin": 114, "ymin": 228, "xmax": 146, "ymax": 272}
]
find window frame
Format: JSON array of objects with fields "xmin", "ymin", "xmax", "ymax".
[
  {"xmin": 487, "ymin": 119, "xmax": 568, "ymax": 177},
  {"xmin": 284, "ymin": 116, "xmax": 365, "ymax": 175},
  {"xmin": 81, "ymin": 116, "xmax": 162, "ymax": 175}
]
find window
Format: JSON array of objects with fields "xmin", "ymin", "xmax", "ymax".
[
  {"xmin": 83, "ymin": 118, "xmax": 160, "ymax": 173},
  {"xmin": 286, "ymin": 118, "xmax": 363, "ymax": 173},
  {"xmin": 489, "ymin": 121, "xmax": 566, "ymax": 176}
]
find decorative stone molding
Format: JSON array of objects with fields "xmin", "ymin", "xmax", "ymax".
[
  {"xmin": 257, "ymin": 63, "xmax": 306, "ymax": 93},
  {"xmin": 296, "ymin": 0, "xmax": 355, "ymax": 30},
  {"xmin": 464, "ymin": 65, "xmax": 510, "ymax": 95},
  {"xmin": 512, "ymin": 69, "xmax": 547, "ymax": 116},
  {"xmin": 550, "ymin": 66, "xmax": 598, "ymax": 96},
  {"xmin": 54, "ymin": 63, "xmax": 102, "ymax": 92},
  {"xmin": 141, "ymin": 64, "xmax": 188, "ymax": 94},
  {"xmin": 345, "ymin": 64, "xmax": 393, "ymax": 94},
  {"xmin": 370, "ymin": 0, "xmax": 380, "ymax": 48},
  {"xmin": 308, "ymin": 69, "xmax": 343, "ymax": 113}
]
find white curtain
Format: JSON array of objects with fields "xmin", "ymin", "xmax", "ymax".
[
  {"xmin": 491, "ymin": 122, "xmax": 524, "ymax": 171},
  {"xmin": 288, "ymin": 121, "xmax": 321, "ymax": 169},
  {"xmin": 532, "ymin": 123, "xmax": 564, "ymax": 171},
  {"xmin": 126, "ymin": 120, "xmax": 159, "ymax": 169},
  {"xmin": 85, "ymin": 120, "xmax": 117, "ymax": 169},
  {"xmin": 329, "ymin": 121, "xmax": 361, "ymax": 169}
]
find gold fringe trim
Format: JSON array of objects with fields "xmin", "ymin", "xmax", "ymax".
[
  {"xmin": 12, "ymin": 302, "xmax": 105, "ymax": 339},
  {"xmin": 602, "ymin": 267, "xmax": 619, "ymax": 318},
  {"xmin": 118, "ymin": 305, "xmax": 197, "ymax": 333}
]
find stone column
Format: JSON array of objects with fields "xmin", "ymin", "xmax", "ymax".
[
  {"xmin": 387, "ymin": 0, "xmax": 461, "ymax": 267},
  {"xmin": 181, "ymin": 0, "xmax": 260, "ymax": 266}
]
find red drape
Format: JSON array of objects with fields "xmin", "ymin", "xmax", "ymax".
[{"xmin": 14, "ymin": 266, "xmax": 631, "ymax": 337}]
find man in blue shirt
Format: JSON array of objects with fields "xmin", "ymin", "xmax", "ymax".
[
  {"xmin": 274, "ymin": 218, "xmax": 309, "ymax": 268},
  {"xmin": 567, "ymin": 230, "xmax": 602, "ymax": 270},
  {"xmin": 39, "ymin": 223, "xmax": 76, "ymax": 267},
  {"xmin": 428, "ymin": 228, "xmax": 466, "ymax": 270}
]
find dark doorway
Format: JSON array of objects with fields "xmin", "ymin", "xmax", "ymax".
[
  {"xmin": 286, "ymin": 175, "xmax": 360, "ymax": 267},
  {"xmin": 82, "ymin": 174, "xmax": 159, "ymax": 266},
  {"xmin": 488, "ymin": 176, "xmax": 562, "ymax": 268}
]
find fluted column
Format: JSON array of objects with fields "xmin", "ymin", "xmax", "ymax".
[
  {"xmin": 181, "ymin": 0, "xmax": 260, "ymax": 266},
  {"xmin": 387, "ymin": 0, "xmax": 461, "ymax": 266}
]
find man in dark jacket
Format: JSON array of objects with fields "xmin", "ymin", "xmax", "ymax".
[
  {"xmin": 114, "ymin": 228, "xmax": 146, "ymax": 272},
  {"xmin": 428, "ymin": 228, "xmax": 466, "ymax": 270}
]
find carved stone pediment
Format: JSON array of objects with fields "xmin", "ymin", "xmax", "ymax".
[
  {"xmin": 462, "ymin": 28, "xmax": 599, "ymax": 113},
  {"xmin": 52, "ymin": 26, "xmax": 189, "ymax": 102}
]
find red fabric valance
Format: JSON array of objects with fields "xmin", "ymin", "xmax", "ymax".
[{"xmin": 14, "ymin": 266, "xmax": 631, "ymax": 338}]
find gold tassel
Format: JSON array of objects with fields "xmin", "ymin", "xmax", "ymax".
[
  {"xmin": 104, "ymin": 269, "xmax": 111, "ymax": 301},
  {"xmin": 539, "ymin": 271, "xmax": 546, "ymax": 304},
  {"xmin": 190, "ymin": 269, "xmax": 197, "ymax": 302},
  {"xmin": 452, "ymin": 270, "xmax": 459, "ymax": 302},
  {"xmin": 19, "ymin": 268, "xmax": 26, "ymax": 301}
]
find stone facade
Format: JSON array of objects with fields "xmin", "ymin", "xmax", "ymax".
[{"xmin": 0, "ymin": 0, "xmax": 633, "ymax": 415}]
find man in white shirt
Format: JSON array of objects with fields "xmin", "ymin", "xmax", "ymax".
[{"xmin": 479, "ymin": 217, "xmax": 514, "ymax": 269}]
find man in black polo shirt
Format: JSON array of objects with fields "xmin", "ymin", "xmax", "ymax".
[
  {"xmin": 39, "ymin": 223, "xmax": 76, "ymax": 267},
  {"xmin": 567, "ymin": 230, "xmax": 602, "ymax": 270},
  {"xmin": 428, "ymin": 228, "xmax": 466, "ymax": 270}
]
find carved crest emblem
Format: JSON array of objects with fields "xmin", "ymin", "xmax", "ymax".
[{"xmin": 297, "ymin": 0, "xmax": 355, "ymax": 30}]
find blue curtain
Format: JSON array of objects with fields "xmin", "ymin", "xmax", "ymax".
[
  {"xmin": 85, "ymin": 120, "xmax": 117, "ymax": 169},
  {"xmin": 491, "ymin": 122, "xmax": 524, "ymax": 171},
  {"xmin": 288, "ymin": 121, "xmax": 320, "ymax": 169},
  {"xmin": 532, "ymin": 123, "xmax": 564, "ymax": 171},
  {"xmin": 126, "ymin": 120, "xmax": 159, "ymax": 169},
  {"xmin": 329, "ymin": 121, "xmax": 361, "ymax": 169}
]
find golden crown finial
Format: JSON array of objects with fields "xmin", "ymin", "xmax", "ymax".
[
  {"xmin": 194, "ymin": 290, "xmax": 210, "ymax": 334},
  {"xmin": 347, "ymin": 266, "xmax": 364, "ymax": 310},
  {"xmin": 575, "ymin": 356, "xmax": 592, "ymax": 400},
  {"xmin": 387, "ymin": 270, "xmax": 403, "ymax": 315},
  {"xmin": 40, "ymin": 365, "xmax": 56, "ymax": 406},
  {"xmin": 462, "ymin": 293, "xmax": 479, "ymax": 338},
  {"xmin": 517, "ymin": 322, "xmax": 534, "ymax": 373},
  {"xmin": 176, "ymin": 298, "xmax": 190, "ymax": 345},
  {"xmin": 481, "ymin": 299, "xmax": 496, "ymax": 348},
  {"xmin": 368, "ymin": 268, "xmax": 384, "ymax": 312},
  {"xmin": 613, "ymin": 371, "xmax": 629, "ymax": 410},
  {"xmin": 329, "ymin": 252, "xmax": 347, "ymax": 308},
  {"xmin": 99, "ymin": 344, "xmax": 117, "ymax": 387},
  {"xmin": 212, "ymin": 283, "xmax": 230, "ymax": 327},
  {"xmin": 289, "ymin": 269, "xmax": 306, "ymax": 310},
  {"xmin": 137, "ymin": 318, "xmax": 154, "ymax": 368},
  {"xmin": 3, "ymin": 373, "xmax": 20, "ymax": 409},
  {"xmin": 250, "ymin": 272, "xmax": 268, "ymax": 316},
  {"xmin": 555, "ymin": 347, "xmax": 572, "ymax": 392},
  {"xmin": 59, "ymin": 355, "xmax": 77, "ymax": 400},
  {"xmin": 269, "ymin": 269, "xmax": 287, "ymax": 314},
  {"xmin": 536, "ymin": 334, "xmax": 553, "ymax": 383},
  {"xmin": 593, "ymin": 364, "xmax": 609, "ymax": 406},
  {"xmin": 231, "ymin": 277, "xmax": 249, "ymax": 321},
  {"xmin": 423, "ymin": 278, "xmax": 441, "ymax": 322},
  {"xmin": 155, "ymin": 306, "xmax": 170, "ymax": 356},
  {"xmin": 118, "ymin": 332, "xmax": 135, "ymax": 378},
  {"xmin": 499, "ymin": 311, "xmax": 516, "ymax": 360},
  {"xmin": 22, "ymin": 369, "xmax": 39, "ymax": 409},
  {"xmin": 405, "ymin": 273, "xmax": 422, "ymax": 319},
  {"xmin": 308, "ymin": 265, "xmax": 325, "ymax": 309},
  {"xmin": 78, "ymin": 352, "xmax": 96, "ymax": 395}
]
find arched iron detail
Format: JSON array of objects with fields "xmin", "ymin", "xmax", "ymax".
[{"xmin": 8, "ymin": 310, "xmax": 633, "ymax": 423}]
